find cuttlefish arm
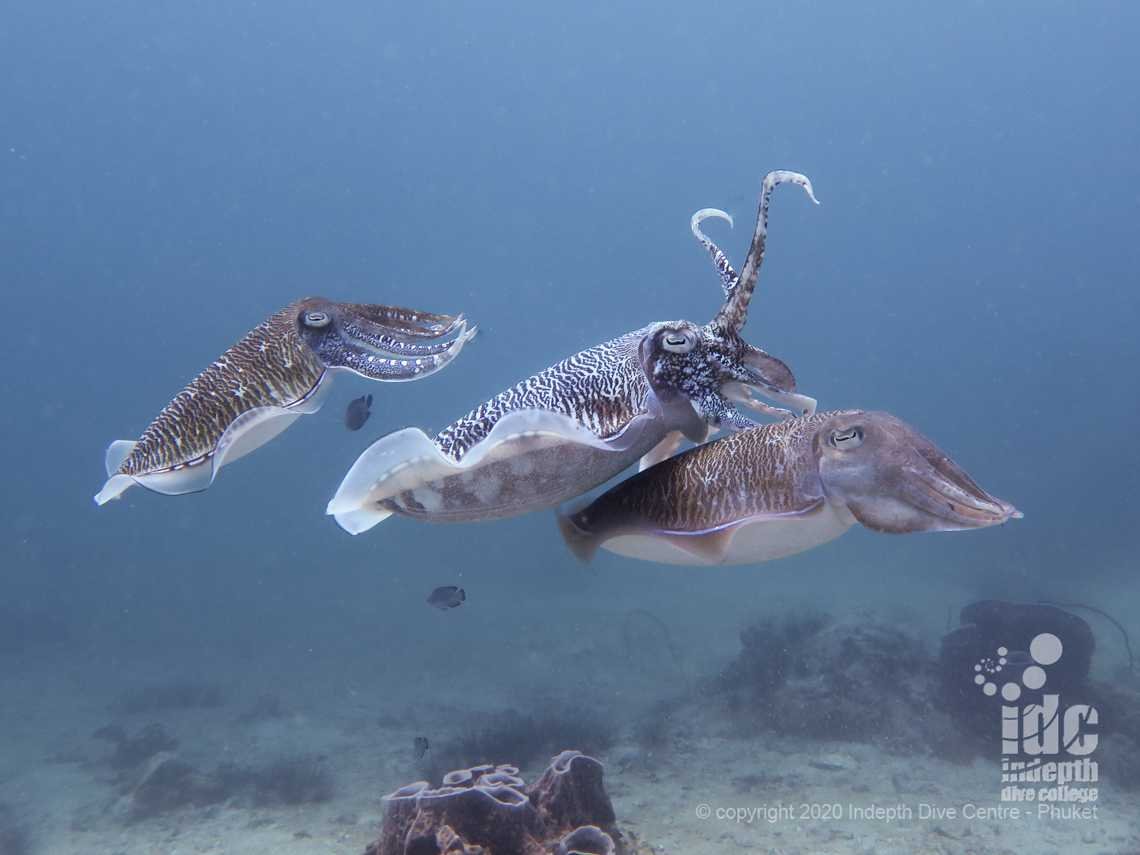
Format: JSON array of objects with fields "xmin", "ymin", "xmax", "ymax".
[
  {"xmin": 558, "ymin": 410, "xmax": 1021, "ymax": 566},
  {"xmin": 713, "ymin": 170, "xmax": 819, "ymax": 334},
  {"xmin": 95, "ymin": 297, "xmax": 474, "ymax": 505},
  {"xmin": 690, "ymin": 208, "xmax": 738, "ymax": 295}
]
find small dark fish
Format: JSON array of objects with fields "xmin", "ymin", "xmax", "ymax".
[
  {"xmin": 426, "ymin": 586, "xmax": 466, "ymax": 610},
  {"xmin": 345, "ymin": 394, "xmax": 373, "ymax": 431},
  {"xmin": 413, "ymin": 736, "xmax": 430, "ymax": 759}
]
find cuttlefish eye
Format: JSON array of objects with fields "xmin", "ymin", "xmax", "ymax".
[
  {"xmin": 661, "ymin": 329, "xmax": 697, "ymax": 354},
  {"xmin": 829, "ymin": 426, "xmax": 864, "ymax": 450},
  {"xmin": 302, "ymin": 311, "xmax": 331, "ymax": 329}
]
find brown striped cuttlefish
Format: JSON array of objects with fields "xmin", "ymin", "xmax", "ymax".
[
  {"xmin": 95, "ymin": 298, "xmax": 475, "ymax": 505},
  {"xmin": 558, "ymin": 410, "xmax": 1021, "ymax": 565}
]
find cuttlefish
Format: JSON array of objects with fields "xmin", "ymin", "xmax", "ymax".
[
  {"xmin": 328, "ymin": 170, "xmax": 819, "ymax": 533},
  {"xmin": 558, "ymin": 410, "xmax": 1022, "ymax": 565},
  {"xmin": 95, "ymin": 298, "xmax": 475, "ymax": 505}
]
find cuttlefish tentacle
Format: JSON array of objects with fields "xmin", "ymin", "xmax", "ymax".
[
  {"xmin": 328, "ymin": 169, "xmax": 820, "ymax": 532},
  {"xmin": 95, "ymin": 296, "xmax": 473, "ymax": 505},
  {"xmin": 713, "ymin": 170, "xmax": 819, "ymax": 334},
  {"xmin": 558, "ymin": 410, "xmax": 1021, "ymax": 566},
  {"xmin": 690, "ymin": 208, "xmax": 738, "ymax": 296}
]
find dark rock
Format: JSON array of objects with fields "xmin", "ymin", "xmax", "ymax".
[{"xmin": 939, "ymin": 600, "xmax": 1095, "ymax": 739}]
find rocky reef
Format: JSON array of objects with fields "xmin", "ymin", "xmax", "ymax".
[
  {"xmin": 714, "ymin": 603, "xmax": 1140, "ymax": 785},
  {"xmin": 719, "ymin": 610, "xmax": 953, "ymax": 755},
  {"xmin": 368, "ymin": 750, "xmax": 624, "ymax": 855}
]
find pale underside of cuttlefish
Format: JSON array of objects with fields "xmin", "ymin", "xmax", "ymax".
[
  {"xmin": 95, "ymin": 298, "xmax": 475, "ymax": 505},
  {"xmin": 557, "ymin": 410, "xmax": 1022, "ymax": 566},
  {"xmin": 327, "ymin": 171, "xmax": 820, "ymax": 534}
]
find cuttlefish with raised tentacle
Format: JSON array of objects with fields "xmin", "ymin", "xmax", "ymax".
[
  {"xmin": 557, "ymin": 410, "xmax": 1022, "ymax": 565},
  {"xmin": 328, "ymin": 170, "xmax": 819, "ymax": 533},
  {"xmin": 95, "ymin": 298, "xmax": 475, "ymax": 505}
]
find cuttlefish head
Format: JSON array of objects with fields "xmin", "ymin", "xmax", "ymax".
[
  {"xmin": 638, "ymin": 321, "xmax": 816, "ymax": 433},
  {"xmin": 295, "ymin": 297, "xmax": 475, "ymax": 382},
  {"xmin": 636, "ymin": 170, "xmax": 823, "ymax": 432},
  {"xmin": 817, "ymin": 411, "xmax": 1022, "ymax": 533}
]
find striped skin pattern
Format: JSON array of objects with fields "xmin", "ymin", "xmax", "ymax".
[
  {"xmin": 119, "ymin": 301, "xmax": 325, "ymax": 477},
  {"xmin": 116, "ymin": 297, "xmax": 471, "ymax": 479},
  {"xmin": 434, "ymin": 328, "xmax": 654, "ymax": 460},
  {"xmin": 570, "ymin": 411, "xmax": 845, "ymax": 534}
]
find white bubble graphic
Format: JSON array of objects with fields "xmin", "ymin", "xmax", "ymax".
[
  {"xmin": 975, "ymin": 674, "xmax": 985, "ymax": 685},
  {"xmin": 1030, "ymin": 633, "xmax": 1063, "ymax": 666},
  {"xmin": 999, "ymin": 657, "xmax": 1007, "ymax": 665},
  {"xmin": 1002, "ymin": 682, "xmax": 1021, "ymax": 702},
  {"xmin": 974, "ymin": 664, "xmax": 982, "ymax": 672},
  {"xmin": 983, "ymin": 682, "xmax": 997, "ymax": 697},
  {"xmin": 1022, "ymin": 665, "xmax": 1046, "ymax": 690},
  {"xmin": 997, "ymin": 646, "xmax": 1008, "ymax": 656}
]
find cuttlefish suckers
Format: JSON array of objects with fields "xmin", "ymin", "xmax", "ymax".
[
  {"xmin": 95, "ymin": 297, "xmax": 475, "ymax": 505},
  {"xmin": 558, "ymin": 410, "xmax": 1022, "ymax": 566}
]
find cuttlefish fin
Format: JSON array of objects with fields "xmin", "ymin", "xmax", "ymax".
[
  {"xmin": 95, "ymin": 373, "xmax": 337, "ymax": 506},
  {"xmin": 332, "ymin": 505, "xmax": 395, "ymax": 535},
  {"xmin": 125, "ymin": 407, "xmax": 305, "ymax": 500},
  {"xmin": 94, "ymin": 473, "xmax": 135, "ymax": 505},
  {"xmin": 329, "ymin": 408, "xmax": 657, "ymax": 534},
  {"xmin": 104, "ymin": 440, "xmax": 137, "ymax": 476},
  {"xmin": 581, "ymin": 499, "xmax": 834, "ymax": 566},
  {"xmin": 328, "ymin": 425, "xmax": 469, "ymax": 534},
  {"xmin": 639, "ymin": 431, "xmax": 686, "ymax": 472},
  {"xmin": 557, "ymin": 512, "xmax": 602, "ymax": 562},
  {"xmin": 212, "ymin": 406, "xmax": 305, "ymax": 472},
  {"xmin": 134, "ymin": 462, "xmax": 218, "ymax": 497},
  {"xmin": 94, "ymin": 441, "xmax": 139, "ymax": 504},
  {"xmin": 556, "ymin": 518, "xmax": 739, "ymax": 565},
  {"xmin": 661, "ymin": 528, "xmax": 738, "ymax": 563}
]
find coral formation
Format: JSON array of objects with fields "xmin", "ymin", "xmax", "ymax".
[{"xmin": 368, "ymin": 750, "xmax": 624, "ymax": 855}]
